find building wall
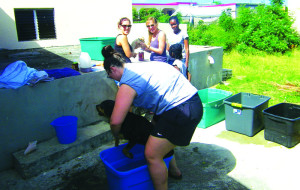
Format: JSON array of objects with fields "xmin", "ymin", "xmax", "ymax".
[
  {"xmin": 288, "ymin": 0, "xmax": 300, "ymax": 34},
  {"xmin": 0, "ymin": 0, "xmax": 132, "ymax": 50}
]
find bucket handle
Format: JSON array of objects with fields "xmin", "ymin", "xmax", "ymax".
[{"xmin": 231, "ymin": 102, "xmax": 242, "ymax": 108}]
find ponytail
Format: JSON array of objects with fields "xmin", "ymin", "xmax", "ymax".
[
  {"xmin": 102, "ymin": 45, "xmax": 125, "ymax": 73},
  {"xmin": 101, "ymin": 45, "xmax": 115, "ymax": 59}
]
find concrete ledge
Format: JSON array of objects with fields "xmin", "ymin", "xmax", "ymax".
[
  {"xmin": 12, "ymin": 121, "xmax": 113, "ymax": 179},
  {"xmin": 0, "ymin": 70, "xmax": 117, "ymax": 171}
]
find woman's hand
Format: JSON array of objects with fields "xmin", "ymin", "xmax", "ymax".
[
  {"xmin": 140, "ymin": 42, "xmax": 151, "ymax": 53},
  {"xmin": 140, "ymin": 42, "xmax": 148, "ymax": 50},
  {"xmin": 132, "ymin": 52, "xmax": 137, "ymax": 58}
]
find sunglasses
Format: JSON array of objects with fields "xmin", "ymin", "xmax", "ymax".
[
  {"xmin": 121, "ymin": 25, "xmax": 132, "ymax": 29},
  {"xmin": 146, "ymin": 24, "xmax": 155, "ymax": 28},
  {"xmin": 170, "ymin": 23, "xmax": 177, "ymax": 26}
]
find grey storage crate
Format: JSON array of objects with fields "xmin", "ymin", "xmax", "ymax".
[{"xmin": 224, "ymin": 92, "xmax": 270, "ymax": 137}]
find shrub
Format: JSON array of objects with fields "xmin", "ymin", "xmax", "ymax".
[
  {"xmin": 236, "ymin": 5, "xmax": 300, "ymax": 54},
  {"xmin": 188, "ymin": 20, "xmax": 237, "ymax": 51},
  {"xmin": 188, "ymin": 3, "xmax": 300, "ymax": 54}
]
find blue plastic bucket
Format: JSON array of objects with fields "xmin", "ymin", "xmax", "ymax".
[
  {"xmin": 51, "ymin": 116, "xmax": 78, "ymax": 144},
  {"xmin": 100, "ymin": 143, "xmax": 173, "ymax": 190}
]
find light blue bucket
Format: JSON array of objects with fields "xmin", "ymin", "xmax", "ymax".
[{"xmin": 51, "ymin": 116, "xmax": 78, "ymax": 144}]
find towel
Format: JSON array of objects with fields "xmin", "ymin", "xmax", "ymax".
[
  {"xmin": 0, "ymin": 61, "xmax": 37, "ymax": 89},
  {"xmin": 27, "ymin": 70, "xmax": 54, "ymax": 87},
  {"xmin": 44, "ymin": 68, "xmax": 81, "ymax": 79}
]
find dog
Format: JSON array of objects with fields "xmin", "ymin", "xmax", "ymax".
[
  {"xmin": 96, "ymin": 100, "xmax": 173, "ymax": 159},
  {"xmin": 131, "ymin": 37, "xmax": 145, "ymax": 49}
]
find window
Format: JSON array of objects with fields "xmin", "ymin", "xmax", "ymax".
[{"xmin": 14, "ymin": 9, "xmax": 56, "ymax": 41}]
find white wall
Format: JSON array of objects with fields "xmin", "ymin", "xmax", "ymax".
[
  {"xmin": 288, "ymin": 0, "xmax": 300, "ymax": 34},
  {"xmin": 0, "ymin": 0, "xmax": 132, "ymax": 49}
]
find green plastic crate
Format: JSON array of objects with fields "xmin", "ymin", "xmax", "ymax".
[
  {"xmin": 224, "ymin": 92, "xmax": 270, "ymax": 137},
  {"xmin": 197, "ymin": 88, "xmax": 233, "ymax": 128},
  {"xmin": 79, "ymin": 37, "xmax": 116, "ymax": 61}
]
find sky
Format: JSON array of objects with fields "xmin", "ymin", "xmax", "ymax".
[{"xmin": 132, "ymin": 0, "xmax": 287, "ymax": 5}]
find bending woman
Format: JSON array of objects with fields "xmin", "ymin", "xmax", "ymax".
[
  {"xmin": 114, "ymin": 17, "xmax": 136, "ymax": 63},
  {"xmin": 102, "ymin": 45, "xmax": 203, "ymax": 190}
]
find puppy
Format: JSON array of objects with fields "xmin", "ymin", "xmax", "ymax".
[
  {"xmin": 96, "ymin": 100, "xmax": 173, "ymax": 159},
  {"xmin": 131, "ymin": 37, "xmax": 145, "ymax": 49}
]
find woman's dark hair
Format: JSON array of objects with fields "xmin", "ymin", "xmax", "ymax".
[
  {"xmin": 169, "ymin": 43, "xmax": 182, "ymax": 60},
  {"xmin": 101, "ymin": 45, "xmax": 125, "ymax": 73},
  {"xmin": 118, "ymin": 17, "xmax": 131, "ymax": 27},
  {"xmin": 169, "ymin": 16, "xmax": 180, "ymax": 25}
]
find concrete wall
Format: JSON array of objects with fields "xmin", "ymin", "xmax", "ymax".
[
  {"xmin": 189, "ymin": 45, "xmax": 223, "ymax": 90},
  {"xmin": 0, "ymin": 0, "xmax": 132, "ymax": 49},
  {"xmin": 0, "ymin": 71, "xmax": 118, "ymax": 171},
  {"xmin": 0, "ymin": 44, "xmax": 223, "ymax": 172}
]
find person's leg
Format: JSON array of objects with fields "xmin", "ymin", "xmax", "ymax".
[
  {"xmin": 168, "ymin": 155, "xmax": 182, "ymax": 178},
  {"xmin": 145, "ymin": 135, "xmax": 176, "ymax": 190}
]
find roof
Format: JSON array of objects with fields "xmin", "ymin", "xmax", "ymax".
[
  {"xmin": 173, "ymin": 3, "xmax": 237, "ymax": 17},
  {"xmin": 132, "ymin": 2, "xmax": 197, "ymax": 6},
  {"xmin": 173, "ymin": 3, "xmax": 261, "ymax": 17}
]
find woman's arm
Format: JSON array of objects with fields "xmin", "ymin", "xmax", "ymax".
[
  {"xmin": 184, "ymin": 37, "xmax": 191, "ymax": 81},
  {"xmin": 184, "ymin": 38, "xmax": 190, "ymax": 68},
  {"xmin": 142, "ymin": 31, "xmax": 166, "ymax": 55},
  {"xmin": 110, "ymin": 84, "xmax": 137, "ymax": 145},
  {"xmin": 118, "ymin": 35, "xmax": 136, "ymax": 58}
]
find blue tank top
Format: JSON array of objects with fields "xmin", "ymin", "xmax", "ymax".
[
  {"xmin": 150, "ymin": 31, "xmax": 167, "ymax": 63},
  {"xmin": 114, "ymin": 34, "xmax": 133, "ymax": 63},
  {"xmin": 119, "ymin": 62, "xmax": 197, "ymax": 115}
]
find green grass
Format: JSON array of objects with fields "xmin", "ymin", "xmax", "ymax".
[{"xmin": 215, "ymin": 48, "xmax": 300, "ymax": 106}]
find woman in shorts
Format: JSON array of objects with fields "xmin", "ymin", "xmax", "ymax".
[{"xmin": 102, "ymin": 45, "xmax": 203, "ymax": 190}]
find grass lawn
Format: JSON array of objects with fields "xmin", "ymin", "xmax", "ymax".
[{"xmin": 215, "ymin": 48, "xmax": 300, "ymax": 107}]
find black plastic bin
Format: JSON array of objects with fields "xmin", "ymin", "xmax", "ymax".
[{"xmin": 263, "ymin": 103, "xmax": 300, "ymax": 148}]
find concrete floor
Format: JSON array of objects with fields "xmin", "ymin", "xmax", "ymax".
[
  {"xmin": 187, "ymin": 120, "xmax": 300, "ymax": 190},
  {"xmin": 1, "ymin": 120, "xmax": 299, "ymax": 190}
]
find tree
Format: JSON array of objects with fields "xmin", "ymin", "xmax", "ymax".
[
  {"xmin": 270, "ymin": 0, "xmax": 285, "ymax": 6},
  {"xmin": 133, "ymin": 7, "xmax": 139, "ymax": 21},
  {"xmin": 213, "ymin": 1, "xmax": 222, "ymax": 5},
  {"xmin": 219, "ymin": 9, "xmax": 234, "ymax": 31},
  {"xmin": 133, "ymin": 8, "xmax": 172, "ymax": 23}
]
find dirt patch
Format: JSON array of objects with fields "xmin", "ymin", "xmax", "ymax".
[{"xmin": 270, "ymin": 82, "xmax": 300, "ymax": 92}]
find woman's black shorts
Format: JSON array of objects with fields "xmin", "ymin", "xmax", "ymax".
[{"xmin": 151, "ymin": 93, "xmax": 203, "ymax": 146}]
